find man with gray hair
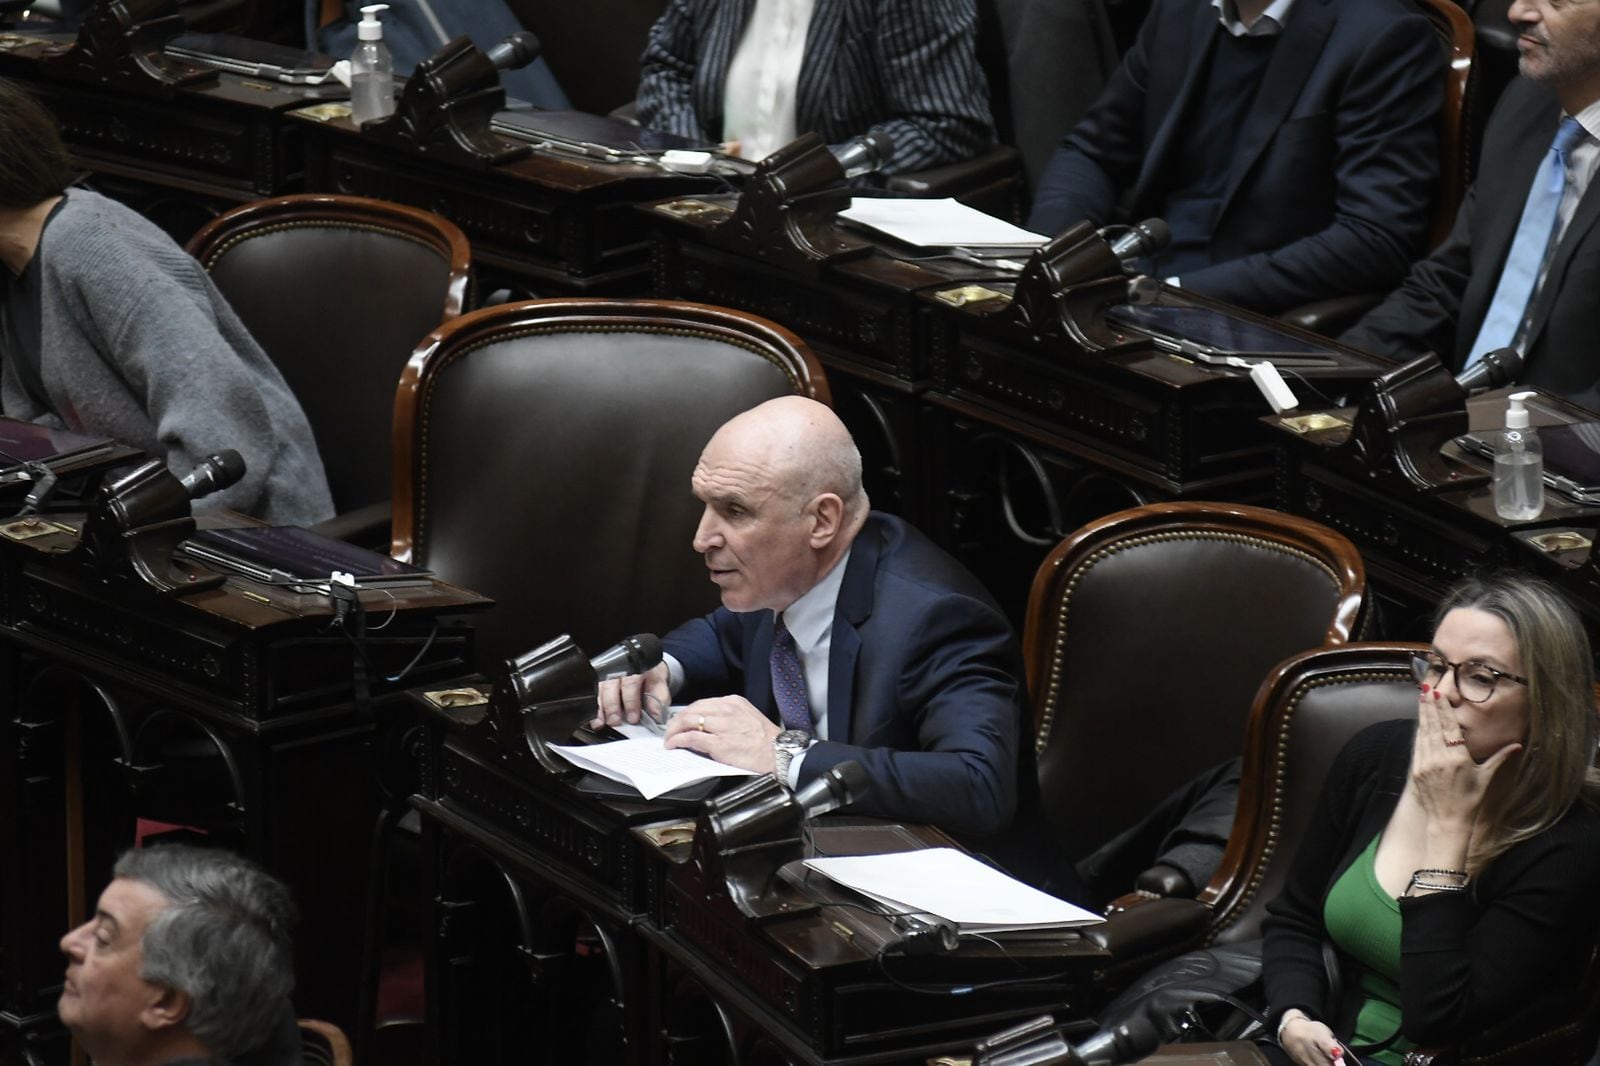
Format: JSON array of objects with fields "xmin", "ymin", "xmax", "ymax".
[
  {"xmin": 57, "ymin": 844, "xmax": 300, "ymax": 1066},
  {"xmin": 596, "ymin": 397, "xmax": 1056, "ymax": 883}
]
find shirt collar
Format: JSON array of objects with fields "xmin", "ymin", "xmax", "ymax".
[
  {"xmin": 1570, "ymin": 99, "xmax": 1600, "ymax": 147},
  {"xmin": 778, "ymin": 545, "xmax": 851, "ymax": 655},
  {"xmin": 1210, "ymin": 0, "xmax": 1296, "ymax": 37}
]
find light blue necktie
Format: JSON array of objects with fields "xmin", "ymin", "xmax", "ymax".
[
  {"xmin": 770, "ymin": 616, "xmax": 814, "ymax": 732},
  {"xmin": 1464, "ymin": 116, "xmax": 1587, "ymax": 368}
]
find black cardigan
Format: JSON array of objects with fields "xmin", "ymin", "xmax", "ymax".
[{"xmin": 1261, "ymin": 719, "xmax": 1600, "ymax": 1055}]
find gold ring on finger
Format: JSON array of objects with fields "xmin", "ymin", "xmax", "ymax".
[{"xmin": 697, "ymin": 715, "xmax": 707, "ymax": 732}]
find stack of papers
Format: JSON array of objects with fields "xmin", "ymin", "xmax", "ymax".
[
  {"xmin": 551, "ymin": 736, "xmax": 757, "ymax": 800},
  {"xmin": 838, "ymin": 198, "xmax": 1048, "ymax": 249},
  {"xmin": 804, "ymin": 847, "xmax": 1102, "ymax": 933}
]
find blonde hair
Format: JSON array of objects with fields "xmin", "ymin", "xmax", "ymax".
[{"xmin": 1436, "ymin": 574, "xmax": 1600, "ymax": 868}]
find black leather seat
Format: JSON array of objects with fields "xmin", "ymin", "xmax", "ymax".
[
  {"xmin": 1023, "ymin": 501, "xmax": 1367, "ymax": 886},
  {"xmin": 186, "ymin": 193, "xmax": 472, "ymax": 542},
  {"xmin": 390, "ymin": 297, "xmax": 829, "ymax": 664}
]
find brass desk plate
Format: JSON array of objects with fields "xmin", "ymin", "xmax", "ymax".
[
  {"xmin": 935, "ymin": 284, "xmax": 1009, "ymax": 307},
  {"xmin": 1281, "ymin": 412, "xmax": 1350, "ymax": 435}
]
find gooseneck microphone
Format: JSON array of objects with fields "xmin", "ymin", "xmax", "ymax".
[
  {"xmin": 1106, "ymin": 218, "xmax": 1172, "ymax": 263},
  {"xmin": 180, "ymin": 450, "xmax": 246, "ymax": 500},
  {"xmin": 1068, "ymin": 1016, "xmax": 1163, "ymax": 1066},
  {"xmin": 831, "ymin": 131, "xmax": 895, "ymax": 179},
  {"xmin": 1456, "ymin": 346, "xmax": 1524, "ymax": 395},
  {"xmin": 589, "ymin": 633, "xmax": 664, "ymax": 681},
  {"xmin": 485, "ymin": 30, "xmax": 542, "ymax": 72}
]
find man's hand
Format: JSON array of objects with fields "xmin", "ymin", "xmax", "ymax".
[
  {"xmin": 663, "ymin": 695, "xmax": 782, "ymax": 773},
  {"xmin": 592, "ymin": 662, "xmax": 671, "ymax": 729}
]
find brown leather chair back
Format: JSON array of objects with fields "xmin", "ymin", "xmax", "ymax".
[
  {"xmin": 392, "ymin": 298, "xmax": 828, "ymax": 664},
  {"xmin": 1201, "ymin": 644, "xmax": 1423, "ymax": 946},
  {"xmin": 1024, "ymin": 502, "xmax": 1365, "ymax": 859},
  {"xmin": 187, "ymin": 194, "xmax": 471, "ymax": 515},
  {"xmin": 1415, "ymin": 0, "xmax": 1477, "ymax": 248}
]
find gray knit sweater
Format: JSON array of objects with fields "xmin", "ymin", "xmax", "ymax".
[{"xmin": 0, "ymin": 189, "xmax": 333, "ymax": 525}]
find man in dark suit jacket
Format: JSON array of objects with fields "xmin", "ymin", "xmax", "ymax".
[
  {"xmin": 1026, "ymin": 0, "xmax": 1444, "ymax": 313},
  {"xmin": 634, "ymin": 0, "xmax": 995, "ymax": 175},
  {"xmin": 1343, "ymin": 0, "xmax": 1600, "ymax": 409},
  {"xmin": 594, "ymin": 397, "xmax": 1033, "ymax": 850}
]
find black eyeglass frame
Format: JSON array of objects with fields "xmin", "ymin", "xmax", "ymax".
[{"xmin": 1410, "ymin": 652, "xmax": 1528, "ymax": 704}]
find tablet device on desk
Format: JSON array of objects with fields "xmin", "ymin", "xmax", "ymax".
[
  {"xmin": 1458, "ymin": 421, "xmax": 1600, "ymax": 500},
  {"xmin": 490, "ymin": 109, "xmax": 715, "ymax": 159},
  {"xmin": 1106, "ymin": 304, "xmax": 1340, "ymax": 367},
  {"xmin": 165, "ymin": 34, "xmax": 336, "ymax": 84},
  {"xmin": 182, "ymin": 526, "xmax": 434, "ymax": 587}
]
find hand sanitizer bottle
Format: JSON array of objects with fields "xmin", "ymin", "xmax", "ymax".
[
  {"xmin": 349, "ymin": 4, "xmax": 394, "ymax": 126},
  {"xmin": 1493, "ymin": 390, "xmax": 1544, "ymax": 521}
]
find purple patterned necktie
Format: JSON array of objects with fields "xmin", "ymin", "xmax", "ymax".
[{"xmin": 770, "ymin": 616, "xmax": 814, "ymax": 732}]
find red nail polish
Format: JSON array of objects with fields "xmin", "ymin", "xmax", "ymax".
[{"xmin": 1420, "ymin": 684, "xmax": 1430, "ymax": 694}]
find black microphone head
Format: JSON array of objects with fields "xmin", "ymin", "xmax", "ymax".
[
  {"xmin": 621, "ymin": 632, "xmax": 663, "ymax": 674},
  {"xmin": 863, "ymin": 130, "xmax": 894, "ymax": 165},
  {"xmin": 487, "ymin": 29, "xmax": 541, "ymax": 70},
  {"xmin": 1457, "ymin": 346, "xmax": 1524, "ymax": 394},
  {"xmin": 1135, "ymin": 217, "xmax": 1172, "ymax": 254},
  {"xmin": 1074, "ymin": 1015, "xmax": 1162, "ymax": 1066},
  {"xmin": 827, "ymin": 760, "xmax": 869, "ymax": 805},
  {"xmin": 182, "ymin": 449, "xmax": 247, "ymax": 498}
]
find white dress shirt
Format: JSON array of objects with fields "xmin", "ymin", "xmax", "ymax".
[
  {"xmin": 721, "ymin": 0, "xmax": 817, "ymax": 162},
  {"xmin": 1210, "ymin": 0, "xmax": 1296, "ymax": 36}
]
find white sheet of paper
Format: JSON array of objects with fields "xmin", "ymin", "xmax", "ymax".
[
  {"xmin": 804, "ymin": 847, "xmax": 1102, "ymax": 931},
  {"xmin": 838, "ymin": 198, "xmax": 1047, "ymax": 248},
  {"xmin": 552, "ymin": 737, "xmax": 757, "ymax": 800}
]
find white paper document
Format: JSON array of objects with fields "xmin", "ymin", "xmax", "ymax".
[
  {"xmin": 838, "ymin": 198, "xmax": 1048, "ymax": 249},
  {"xmin": 804, "ymin": 847, "xmax": 1103, "ymax": 933},
  {"xmin": 551, "ymin": 737, "xmax": 757, "ymax": 800}
]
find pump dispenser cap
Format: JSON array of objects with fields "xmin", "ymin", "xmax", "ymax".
[
  {"xmin": 358, "ymin": 4, "xmax": 388, "ymax": 40},
  {"xmin": 1506, "ymin": 390, "xmax": 1537, "ymax": 430}
]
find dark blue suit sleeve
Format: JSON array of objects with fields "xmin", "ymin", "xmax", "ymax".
[
  {"xmin": 800, "ymin": 592, "xmax": 1021, "ymax": 838},
  {"xmin": 1178, "ymin": 17, "xmax": 1442, "ymax": 309},
  {"xmin": 1025, "ymin": 0, "xmax": 1155, "ymax": 235},
  {"xmin": 661, "ymin": 608, "xmax": 742, "ymax": 697}
]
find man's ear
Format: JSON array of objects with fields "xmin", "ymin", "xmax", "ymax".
[
  {"xmin": 807, "ymin": 493, "xmax": 845, "ymax": 547},
  {"xmin": 140, "ymin": 985, "xmax": 191, "ymax": 1033}
]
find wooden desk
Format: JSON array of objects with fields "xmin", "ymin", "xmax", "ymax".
[
  {"xmin": 0, "ymin": 31, "xmax": 334, "ymax": 239},
  {"xmin": 413, "ymin": 691, "xmax": 1105, "ymax": 1066},
  {"xmin": 1269, "ymin": 387, "xmax": 1600, "ymax": 638},
  {"xmin": 0, "ymin": 512, "xmax": 488, "ymax": 1066},
  {"xmin": 294, "ymin": 112, "xmax": 717, "ymax": 297}
]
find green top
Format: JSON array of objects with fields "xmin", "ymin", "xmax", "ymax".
[{"xmin": 1322, "ymin": 833, "xmax": 1415, "ymax": 1065}]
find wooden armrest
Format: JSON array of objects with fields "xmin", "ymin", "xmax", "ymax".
[
  {"xmin": 1278, "ymin": 293, "xmax": 1384, "ymax": 337},
  {"xmin": 1081, "ymin": 896, "xmax": 1211, "ymax": 959}
]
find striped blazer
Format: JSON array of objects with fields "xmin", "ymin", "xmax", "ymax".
[{"xmin": 635, "ymin": 0, "xmax": 996, "ymax": 175}]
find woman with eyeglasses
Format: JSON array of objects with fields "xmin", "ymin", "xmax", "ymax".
[{"xmin": 1262, "ymin": 574, "xmax": 1600, "ymax": 1066}]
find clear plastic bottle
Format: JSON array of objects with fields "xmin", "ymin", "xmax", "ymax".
[
  {"xmin": 349, "ymin": 4, "xmax": 394, "ymax": 126},
  {"xmin": 1493, "ymin": 390, "xmax": 1544, "ymax": 521}
]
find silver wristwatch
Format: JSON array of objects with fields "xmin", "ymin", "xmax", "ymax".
[{"xmin": 773, "ymin": 729, "xmax": 811, "ymax": 783}]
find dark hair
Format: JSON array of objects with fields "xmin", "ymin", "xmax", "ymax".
[
  {"xmin": 1434, "ymin": 573, "xmax": 1600, "ymax": 866},
  {"xmin": 113, "ymin": 845, "xmax": 297, "ymax": 1059},
  {"xmin": 0, "ymin": 78, "xmax": 72, "ymax": 208}
]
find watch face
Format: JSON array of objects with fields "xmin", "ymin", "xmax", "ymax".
[{"xmin": 776, "ymin": 729, "xmax": 811, "ymax": 748}]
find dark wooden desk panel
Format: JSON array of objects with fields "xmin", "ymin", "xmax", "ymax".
[
  {"xmin": 1270, "ymin": 388, "xmax": 1600, "ymax": 640},
  {"xmin": 0, "ymin": 516, "xmax": 488, "ymax": 1065},
  {"xmin": 296, "ymin": 113, "xmax": 716, "ymax": 296},
  {"xmin": 0, "ymin": 32, "xmax": 329, "ymax": 238}
]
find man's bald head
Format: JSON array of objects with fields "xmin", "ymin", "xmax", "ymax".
[
  {"xmin": 705, "ymin": 397, "xmax": 868, "ymax": 519},
  {"xmin": 690, "ymin": 398, "xmax": 870, "ymax": 613}
]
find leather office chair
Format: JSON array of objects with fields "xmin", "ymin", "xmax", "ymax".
[
  {"xmin": 1022, "ymin": 501, "xmax": 1365, "ymax": 903},
  {"xmin": 186, "ymin": 193, "xmax": 472, "ymax": 543},
  {"xmin": 299, "ymin": 1019, "xmax": 354, "ymax": 1066},
  {"xmin": 390, "ymin": 297, "xmax": 829, "ymax": 664},
  {"xmin": 1281, "ymin": 0, "xmax": 1476, "ymax": 335}
]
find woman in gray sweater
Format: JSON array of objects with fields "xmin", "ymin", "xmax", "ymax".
[{"xmin": 0, "ymin": 79, "xmax": 332, "ymax": 526}]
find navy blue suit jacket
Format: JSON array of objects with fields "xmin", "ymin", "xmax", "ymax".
[
  {"xmin": 634, "ymin": 0, "xmax": 996, "ymax": 175},
  {"xmin": 663, "ymin": 513, "xmax": 1026, "ymax": 839},
  {"xmin": 1344, "ymin": 80, "xmax": 1600, "ymax": 412},
  {"xmin": 1026, "ymin": 0, "xmax": 1443, "ymax": 312}
]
